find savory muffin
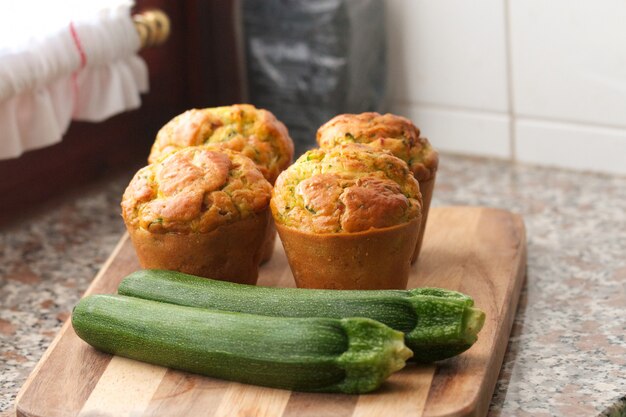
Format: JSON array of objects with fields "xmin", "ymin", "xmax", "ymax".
[
  {"xmin": 271, "ymin": 144, "xmax": 422, "ymax": 289},
  {"xmin": 149, "ymin": 104, "xmax": 293, "ymax": 263},
  {"xmin": 316, "ymin": 112, "xmax": 438, "ymax": 262},
  {"xmin": 316, "ymin": 112, "xmax": 437, "ymax": 181},
  {"xmin": 148, "ymin": 104, "xmax": 294, "ymax": 185},
  {"xmin": 122, "ymin": 147, "xmax": 272, "ymax": 284}
]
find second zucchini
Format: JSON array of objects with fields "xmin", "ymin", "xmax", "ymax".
[{"xmin": 118, "ymin": 269, "xmax": 486, "ymax": 362}]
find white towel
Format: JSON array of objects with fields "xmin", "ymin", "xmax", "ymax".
[{"xmin": 0, "ymin": 0, "xmax": 149, "ymax": 159}]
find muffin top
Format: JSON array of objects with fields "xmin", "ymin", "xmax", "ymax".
[
  {"xmin": 148, "ymin": 104, "xmax": 294, "ymax": 184},
  {"xmin": 316, "ymin": 112, "xmax": 438, "ymax": 182},
  {"xmin": 122, "ymin": 147, "xmax": 271, "ymax": 234},
  {"xmin": 271, "ymin": 144, "xmax": 422, "ymax": 234}
]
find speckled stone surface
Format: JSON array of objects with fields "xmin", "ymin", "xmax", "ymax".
[{"xmin": 1, "ymin": 155, "xmax": 625, "ymax": 416}]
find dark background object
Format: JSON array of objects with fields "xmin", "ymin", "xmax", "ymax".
[
  {"xmin": 0, "ymin": 0, "xmax": 245, "ymax": 221},
  {"xmin": 242, "ymin": 0, "xmax": 387, "ymax": 156}
]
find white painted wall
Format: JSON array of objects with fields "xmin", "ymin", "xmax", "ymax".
[{"xmin": 386, "ymin": 0, "xmax": 626, "ymax": 175}]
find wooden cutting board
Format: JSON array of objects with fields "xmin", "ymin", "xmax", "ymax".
[{"xmin": 15, "ymin": 206, "xmax": 526, "ymax": 417}]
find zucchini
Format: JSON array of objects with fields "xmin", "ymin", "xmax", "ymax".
[
  {"xmin": 72, "ymin": 294, "xmax": 412, "ymax": 394},
  {"xmin": 118, "ymin": 269, "xmax": 486, "ymax": 362}
]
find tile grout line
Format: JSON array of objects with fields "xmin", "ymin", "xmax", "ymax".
[
  {"xmin": 503, "ymin": 0, "xmax": 517, "ymax": 163},
  {"xmin": 393, "ymin": 99, "xmax": 510, "ymax": 117},
  {"xmin": 395, "ymin": 99, "xmax": 626, "ymax": 134},
  {"xmin": 515, "ymin": 114, "xmax": 626, "ymax": 133}
]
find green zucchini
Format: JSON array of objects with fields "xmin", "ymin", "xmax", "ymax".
[
  {"xmin": 118, "ymin": 269, "xmax": 486, "ymax": 362},
  {"xmin": 72, "ymin": 294, "xmax": 412, "ymax": 394}
]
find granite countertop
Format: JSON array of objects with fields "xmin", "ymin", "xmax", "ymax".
[{"xmin": 1, "ymin": 154, "xmax": 625, "ymax": 417}]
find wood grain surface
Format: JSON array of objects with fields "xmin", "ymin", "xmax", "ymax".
[{"xmin": 15, "ymin": 206, "xmax": 527, "ymax": 417}]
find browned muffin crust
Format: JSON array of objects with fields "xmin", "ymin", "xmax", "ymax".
[
  {"xmin": 122, "ymin": 147, "xmax": 271, "ymax": 234},
  {"xmin": 271, "ymin": 144, "xmax": 422, "ymax": 234},
  {"xmin": 316, "ymin": 112, "xmax": 438, "ymax": 181},
  {"xmin": 148, "ymin": 104, "xmax": 294, "ymax": 184}
]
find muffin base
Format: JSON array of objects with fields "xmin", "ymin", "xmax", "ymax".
[
  {"xmin": 259, "ymin": 219, "xmax": 276, "ymax": 264},
  {"xmin": 127, "ymin": 211, "xmax": 270, "ymax": 284},
  {"xmin": 411, "ymin": 174, "xmax": 436, "ymax": 264},
  {"xmin": 275, "ymin": 218, "xmax": 420, "ymax": 290}
]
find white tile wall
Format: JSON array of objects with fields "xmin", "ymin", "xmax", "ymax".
[
  {"xmin": 393, "ymin": 103, "xmax": 511, "ymax": 159},
  {"xmin": 516, "ymin": 119, "xmax": 626, "ymax": 175},
  {"xmin": 385, "ymin": 0, "xmax": 509, "ymax": 112},
  {"xmin": 509, "ymin": 0, "xmax": 626, "ymax": 128},
  {"xmin": 386, "ymin": 0, "xmax": 626, "ymax": 175}
]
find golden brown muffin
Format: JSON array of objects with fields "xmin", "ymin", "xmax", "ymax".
[
  {"xmin": 148, "ymin": 104, "xmax": 294, "ymax": 185},
  {"xmin": 272, "ymin": 144, "xmax": 421, "ymax": 233},
  {"xmin": 271, "ymin": 144, "xmax": 422, "ymax": 289},
  {"xmin": 148, "ymin": 104, "xmax": 293, "ymax": 265},
  {"xmin": 317, "ymin": 112, "xmax": 438, "ymax": 262},
  {"xmin": 316, "ymin": 112, "xmax": 437, "ymax": 181},
  {"xmin": 122, "ymin": 147, "xmax": 272, "ymax": 284}
]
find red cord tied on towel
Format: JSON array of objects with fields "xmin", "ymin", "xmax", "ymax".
[{"xmin": 69, "ymin": 21, "xmax": 88, "ymax": 118}]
